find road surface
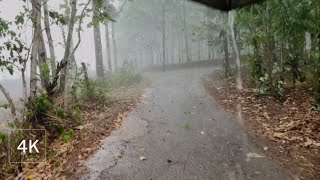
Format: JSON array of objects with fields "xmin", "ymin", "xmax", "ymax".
[{"xmin": 84, "ymin": 66, "xmax": 291, "ymax": 180}]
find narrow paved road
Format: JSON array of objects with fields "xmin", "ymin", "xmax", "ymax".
[{"xmin": 84, "ymin": 67, "xmax": 291, "ymax": 180}]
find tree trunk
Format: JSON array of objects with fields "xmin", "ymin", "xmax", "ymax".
[
  {"xmin": 59, "ymin": 0, "xmax": 77, "ymax": 92},
  {"xmin": 81, "ymin": 62, "xmax": 90, "ymax": 90},
  {"xmin": 39, "ymin": 29, "xmax": 49, "ymax": 89},
  {"xmin": 178, "ymin": 34, "xmax": 182, "ymax": 64},
  {"xmin": 183, "ymin": 0, "xmax": 190, "ymax": 62},
  {"xmin": 93, "ymin": 1, "xmax": 105, "ymax": 79},
  {"xmin": 162, "ymin": 0, "xmax": 166, "ymax": 72},
  {"xmin": 0, "ymin": 84, "xmax": 16, "ymax": 117},
  {"xmin": 30, "ymin": 0, "xmax": 41, "ymax": 99},
  {"xmin": 104, "ymin": 1, "xmax": 112, "ymax": 72},
  {"xmin": 111, "ymin": 23, "xmax": 117, "ymax": 69},
  {"xmin": 43, "ymin": 0, "xmax": 56, "ymax": 77},
  {"xmin": 223, "ymin": 29, "xmax": 230, "ymax": 77},
  {"xmin": 105, "ymin": 23, "xmax": 112, "ymax": 71}
]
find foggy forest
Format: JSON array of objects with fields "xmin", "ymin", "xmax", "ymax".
[{"xmin": 0, "ymin": 0, "xmax": 319, "ymax": 179}]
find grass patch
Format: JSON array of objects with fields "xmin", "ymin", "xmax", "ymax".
[{"xmin": 184, "ymin": 122, "xmax": 190, "ymax": 130}]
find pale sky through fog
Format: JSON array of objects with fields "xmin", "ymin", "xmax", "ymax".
[{"xmin": 0, "ymin": 0, "xmax": 122, "ymax": 80}]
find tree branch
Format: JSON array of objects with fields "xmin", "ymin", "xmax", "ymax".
[{"xmin": 0, "ymin": 84, "xmax": 16, "ymax": 117}]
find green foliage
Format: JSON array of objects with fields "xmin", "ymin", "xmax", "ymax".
[
  {"xmin": 60, "ymin": 130, "xmax": 75, "ymax": 143},
  {"xmin": 41, "ymin": 62, "xmax": 51, "ymax": 82},
  {"xmin": 0, "ymin": 104, "xmax": 10, "ymax": 110},
  {"xmin": 48, "ymin": 11, "xmax": 68, "ymax": 25},
  {"xmin": 46, "ymin": 150, "xmax": 56, "ymax": 160},
  {"xmin": 0, "ymin": 17, "xmax": 26, "ymax": 75},
  {"xmin": 85, "ymin": 80, "xmax": 111, "ymax": 101},
  {"xmin": 4, "ymin": 165, "xmax": 13, "ymax": 174},
  {"xmin": 55, "ymin": 107, "xmax": 66, "ymax": 118},
  {"xmin": 74, "ymin": 113, "xmax": 85, "ymax": 125},
  {"xmin": 26, "ymin": 92, "xmax": 53, "ymax": 119},
  {"xmin": 106, "ymin": 61, "xmax": 143, "ymax": 87},
  {"xmin": 88, "ymin": 0, "xmax": 115, "ymax": 28},
  {"xmin": 0, "ymin": 133, "xmax": 8, "ymax": 144},
  {"xmin": 234, "ymin": 0, "xmax": 320, "ymax": 102},
  {"xmin": 248, "ymin": 54, "xmax": 264, "ymax": 83},
  {"xmin": 183, "ymin": 122, "xmax": 190, "ymax": 130}
]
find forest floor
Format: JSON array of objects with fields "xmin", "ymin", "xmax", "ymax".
[
  {"xmin": 8, "ymin": 79, "xmax": 150, "ymax": 179},
  {"xmin": 204, "ymin": 70, "xmax": 320, "ymax": 179}
]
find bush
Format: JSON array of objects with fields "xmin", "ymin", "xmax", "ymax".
[
  {"xmin": 248, "ymin": 54, "xmax": 264, "ymax": 84},
  {"xmin": 106, "ymin": 62, "xmax": 143, "ymax": 87}
]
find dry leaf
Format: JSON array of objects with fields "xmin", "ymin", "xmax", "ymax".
[
  {"xmin": 263, "ymin": 112, "xmax": 270, "ymax": 119},
  {"xmin": 139, "ymin": 156, "xmax": 146, "ymax": 161},
  {"xmin": 273, "ymin": 132, "xmax": 286, "ymax": 139},
  {"xmin": 246, "ymin": 152, "xmax": 265, "ymax": 158}
]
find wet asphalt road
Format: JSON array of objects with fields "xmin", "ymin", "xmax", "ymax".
[{"xmin": 84, "ymin": 67, "xmax": 291, "ymax": 180}]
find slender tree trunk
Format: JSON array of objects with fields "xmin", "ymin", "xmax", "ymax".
[
  {"xmin": 21, "ymin": 61, "xmax": 27, "ymax": 101},
  {"xmin": 198, "ymin": 40, "xmax": 201, "ymax": 61},
  {"xmin": 104, "ymin": 1, "xmax": 112, "ymax": 71},
  {"xmin": 170, "ymin": 24, "xmax": 174, "ymax": 64},
  {"xmin": 178, "ymin": 34, "xmax": 181, "ymax": 64},
  {"xmin": 162, "ymin": 0, "xmax": 166, "ymax": 72},
  {"xmin": 183, "ymin": 0, "xmax": 190, "ymax": 62},
  {"xmin": 93, "ymin": 1, "xmax": 104, "ymax": 79},
  {"xmin": 81, "ymin": 62, "xmax": 90, "ymax": 90},
  {"xmin": 105, "ymin": 23, "xmax": 112, "ymax": 71},
  {"xmin": 0, "ymin": 84, "xmax": 16, "ymax": 117},
  {"xmin": 30, "ymin": 0, "xmax": 41, "ymax": 99},
  {"xmin": 150, "ymin": 47, "xmax": 154, "ymax": 65},
  {"xmin": 223, "ymin": 29, "xmax": 230, "ymax": 77},
  {"xmin": 39, "ymin": 29, "xmax": 49, "ymax": 89},
  {"xmin": 43, "ymin": 0, "xmax": 56, "ymax": 77},
  {"xmin": 60, "ymin": 0, "xmax": 77, "ymax": 92},
  {"xmin": 111, "ymin": 23, "xmax": 117, "ymax": 69}
]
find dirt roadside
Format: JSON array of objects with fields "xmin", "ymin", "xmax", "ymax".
[
  {"xmin": 6, "ymin": 80, "xmax": 149, "ymax": 179},
  {"xmin": 204, "ymin": 70, "xmax": 320, "ymax": 180}
]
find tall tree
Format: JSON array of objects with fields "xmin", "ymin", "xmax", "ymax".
[
  {"xmin": 104, "ymin": 0, "xmax": 112, "ymax": 71},
  {"xmin": 111, "ymin": 22, "xmax": 117, "ymax": 69},
  {"xmin": 93, "ymin": 0, "xmax": 105, "ymax": 78},
  {"xmin": 59, "ymin": 0, "xmax": 78, "ymax": 92},
  {"xmin": 43, "ymin": 0, "xmax": 56, "ymax": 77},
  {"xmin": 30, "ymin": 0, "xmax": 41, "ymax": 99},
  {"xmin": 182, "ymin": 0, "xmax": 190, "ymax": 62},
  {"xmin": 162, "ymin": 0, "xmax": 166, "ymax": 71}
]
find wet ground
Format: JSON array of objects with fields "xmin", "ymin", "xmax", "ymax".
[{"xmin": 84, "ymin": 66, "xmax": 291, "ymax": 180}]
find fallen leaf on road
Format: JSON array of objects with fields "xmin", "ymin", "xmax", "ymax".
[
  {"xmin": 200, "ymin": 131, "xmax": 205, "ymax": 135},
  {"xmin": 139, "ymin": 156, "xmax": 146, "ymax": 161},
  {"xmin": 273, "ymin": 132, "xmax": 286, "ymax": 139},
  {"xmin": 246, "ymin": 152, "xmax": 265, "ymax": 158},
  {"xmin": 263, "ymin": 147, "xmax": 268, "ymax": 151},
  {"xmin": 263, "ymin": 112, "xmax": 270, "ymax": 119},
  {"xmin": 304, "ymin": 138, "xmax": 320, "ymax": 147}
]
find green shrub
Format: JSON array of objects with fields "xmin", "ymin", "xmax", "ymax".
[
  {"xmin": 60, "ymin": 130, "xmax": 75, "ymax": 143},
  {"xmin": 106, "ymin": 63, "xmax": 143, "ymax": 87}
]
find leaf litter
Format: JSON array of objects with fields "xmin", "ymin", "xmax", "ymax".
[
  {"xmin": 10, "ymin": 82, "xmax": 147, "ymax": 179},
  {"xmin": 204, "ymin": 70, "xmax": 320, "ymax": 179}
]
